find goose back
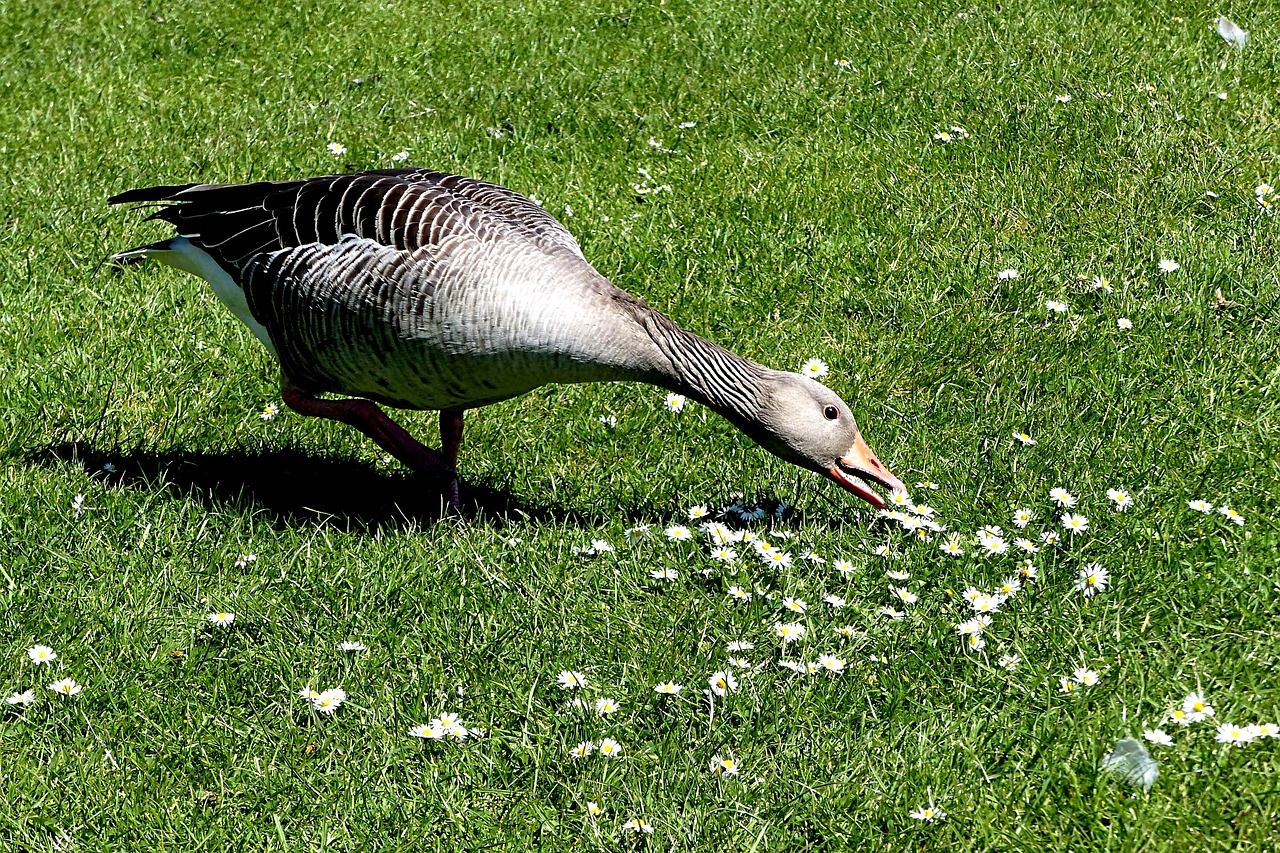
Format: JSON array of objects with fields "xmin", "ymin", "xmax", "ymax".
[{"xmin": 113, "ymin": 170, "xmax": 665, "ymax": 409}]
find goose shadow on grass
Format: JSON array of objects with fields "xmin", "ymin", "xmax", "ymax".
[{"xmin": 30, "ymin": 441, "xmax": 657, "ymax": 531}]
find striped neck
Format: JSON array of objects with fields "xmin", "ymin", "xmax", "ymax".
[{"xmin": 640, "ymin": 312, "xmax": 769, "ymax": 425}]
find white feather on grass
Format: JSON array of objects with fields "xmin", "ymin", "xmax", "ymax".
[
  {"xmin": 1215, "ymin": 16, "xmax": 1249, "ymax": 49},
  {"xmin": 1101, "ymin": 737, "xmax": 1159, "ymax": 791}
]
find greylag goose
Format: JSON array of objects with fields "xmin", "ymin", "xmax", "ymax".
[{"xmin": 110, "ymin": 168, "xmax": 904, "ymax": 511}]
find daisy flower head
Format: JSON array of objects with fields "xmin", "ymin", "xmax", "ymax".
[
  {"xmin": 710, "ymin": 754, "xmax": 740, "ymax": 775},
  {"xmin": 1013, "ymin": 431, "xmax": 1037, "ymax": 446},
  {"xmin": 916, "ymin": 480, "xmax": 940, "ymax": 490},
  {"xmin": 1188, "ymin": 499, "xmax": 1214, "ymax": 513},
  {"xmin": 1015, "ymin": 538, "xmax": 1039, "ymax": 555},
  {"xmin": 665, "ymin": 525, "xmax": 693, "ymax": 541},
  {"xmin": 1040, "ymin": 530, "xmax": 1061, "ymax": 546},
  {"xmin": 879, "ymin": 606, "xmax": 906, "ymax": 620},
  {"xmin": 1061, "ymin": 513, "xmax": 1089, "ymax": 534},
  {"xmin": 598, "ymin": 738, "xmax": 622, "ymax": 757},
  {"xmin": 26, "ymin": 645, "xmax": 56, "ymax": 665},
  {"xmin": 773, "ymin": 622, "xmax": 806, "ymax": 643},
  {"xmin": 649, "ymin": 567, "xmax": 678, "ymax": 581},
  {"xmin": 390, "ymin": 150, "xmax": 410, "ymax": 163},
  {"xmin": 1046, "ymin": 299, "xmax": 1069, "ymax": 314},
  {"xmin": 337, "ymin": 640, "xmax": 368, "ymax": 652},
  {"xmin": 1059, "ymin": 676, "xmax": 1077, "ymax": 693},
  {"xmin": 47, "ymin": 678, "xmax": 82, "ymax": 696},
  {"xmin": 886, "ymin": 569, "xmax": 911, "ymax": 581},
  {"xmin": 621, "ymin": 818, "xmax": 653, "ymax": 834},
  {"xmin": 833, "ymin": 558, "xmax": 855, "ymax": 575},
  {"xmin": 664, "ymin": 392, "xmax": 686, "ymax": 413},
  {"xmin": 687, "ymin": 504, "xmax": 709, "ymax": 520},
  {"xmin": 872, "ymin": 544, "xmax": 896, "ymax": 558},
  {"xmin": 1218, "ymin": 505, "xmax": 1244, "ymax": 526},
  {"xmin": 1144, "ymin": 729, "xmax": 1173, "ymax": 746},
  {"xmin": 933, "ymin": 130, "xmax": 954, "ymax": 143},
  {"xmin": 594, "ymin": 697, "xmax": 620, "ymax": 715},
  {"xmin": 570, "ymin": 741, "xmax": 595, "ymax": 759},
  {"xmin": 1117, "ymin": 317, "xmax": 1133, "ymax": 330},
  {"xmin": 887, "ymin": 490, "xmax": 913, "ymax": 509},
  {"xmin": 727, "ymin": 585, "xmax": 752, "ymax": 601},
  {"xmin": 1248, "ymin": 723, "xmax": 1278, "ymax": 739},
  {"xmin": 311, "ymin": 688, "xmax": 346, "ymax": 714},
  {"xmin": 891, "ymin": 586, "xmax": 918, "ymax": 605},
  {"xmin": 586, "ymin": 801, "xmax": 602, "ymax": 816},
  {"xmin": 654, "ymin": 681, "xmax": 682, "ymax": 695},
  {"xmin": 963, "ymin": 633, "xmax": 986, "ymax": 652},
  {"xmin": 996, "ymin": 268, "xmax": 1020, "ymax": 281},
  {"xmin": 624, "ymin": 524, "xmax": 652, "ymax": 543},
  {"xmin": 1106, "ymin": 488, "xmax": 1133, "ymax": 511},
  {"xmin": 800, "ymin": 358, "xmax": 829, "ymax": 380},
  {"xmin": 1215, "ymin": 723, "xmax": 1254, "ymax": 747},
  {"xmin": 1158, "ymin": 259, "xmax": 1180, "ymax": 273},
  {"xmin": 781, "ymin": 597, "xmax": 808, "ymax": 614},
  {"xmin": 207, "ymin": 612, "xmax": 236, "ymax": 628},
  {"xmin": 932, "ymin": 535, "xmax": 963, "ymax": 557},
  {"xmin": 326, "ymin": 141, "xmax": 348, "ymax": 156},
  {"xmin": 1011, "ymin": 508, "xmax": 1035, "ymax": 528},
  {"xmin": 259, "ymin": 403, "xmax": 279, "ymax": 420},
  {"xmin": 1075, "ymin": 563, "xmax": 1109, "ymax": 596},
  {"xmin": 970, "ymin": 593, "xmax": 1002, "ymax": 614},
  {"xmin": 996, "ymin": 576, "xmax": 1022, "ymax": 596},
  {"xmin": 1182, "ymin": 692, "xmax": 1215, "ymax": 722},
  {"xmin": 1091, "ymin": 275, "xmax": 1113, "ymax": 293},
  {"xmin": 1072, "ymin": 668, "xmax": 1100, "ymax": 687},
  {"xmin": 765, "ymin": 549, "xmax": 793, "ymax": 568},
  {"xmin": 556, "ymin": 670, "xmax": 588, "ymax": 690},
  {"xmin": 980, "ymin": 536, "xmax": 1009, "ymax": 556},
  {"xmin": 5, "ymin": 689, "xmax": 37, "ymax": 707},
  {"xmin": 909, "ymin": 804, "xmax": 947, "ymax": 822},
  {"xmin": 817, "ymin": 653, "xmax": 846, "ymax": 674},
  {"xmin": 1049, "ymin": 488, "xmax": 1077, "ymax": 507},
  {"xmin": 708, "ymin": 670, "xmax": 738, "ymax": 696},
  {"xmin": 823, "ymin": 593, "xmax": 847, "ymax": 609},
  {"xmin": 1168, "ymin": 707, "xmax": 1192, "ymax": 726},
  {"xmin": 834, "ymin": 625, "xmax": 859, "ymax": 638},
  {"xmin": 410, "ymin": 723, "xmax": 445, "ymax": 740},
  {"xmin": 998, "ymin": 654, "xmax": 1020, "ymax": 671},
  {"xmin": 709, "ymin": 546, "xmax": 737, "ymax": 563},
  {"xmin": 1055, "ymin": 93, "xmax": 1072, "ymax": 103}
]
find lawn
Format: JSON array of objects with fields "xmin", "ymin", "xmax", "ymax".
[{"xmin": 1, "ymin": 0, "xmax": 1278, "ymax": 849}]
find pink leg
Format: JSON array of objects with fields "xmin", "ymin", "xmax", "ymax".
[
  {"xmin": 282, "ymin": 386, "xmax": 461, "ymax": 512},
  {"xmin": 439, "ymin": 409, "xmax": 465, "ymax": 511}
]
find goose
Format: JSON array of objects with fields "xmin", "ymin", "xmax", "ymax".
[{"xmin": 109, "ymin": 168, "xmax": 904, "ymax": 512}]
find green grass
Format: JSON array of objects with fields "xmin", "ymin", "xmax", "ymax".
[{"xmin": 2, "ymin": 0, "xmax": 1279, "ymax": 848}]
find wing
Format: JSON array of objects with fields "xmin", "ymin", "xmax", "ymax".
[{"xmin": 109, "ymin": 168, "xmax": 584, "ymax": 276}]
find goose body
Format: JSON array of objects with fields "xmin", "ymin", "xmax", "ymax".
[{"xmin": 111, "ymin": 168, "xmax": 903, "ymax": 510}]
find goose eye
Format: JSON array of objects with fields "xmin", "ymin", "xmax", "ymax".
[{"xmin": 823, "ymin": 406, "xmax": 839, "ymax": 421}]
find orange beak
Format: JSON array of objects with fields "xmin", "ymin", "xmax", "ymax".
[{"xmin": 827, "ymin": 431, "xmax": 906, "ymax": 509}]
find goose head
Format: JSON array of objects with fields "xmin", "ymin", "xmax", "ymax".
[{"xmin": 747, "ymin": 372, "xmax": 905, "ymax": 509}]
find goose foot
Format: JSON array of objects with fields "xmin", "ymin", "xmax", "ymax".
[{"xmin": 281, "ymin": 386, "xmax": 462, "ymax": 514}]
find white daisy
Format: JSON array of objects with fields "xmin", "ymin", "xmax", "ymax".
[
  {"xmin": 1075, "ymin": 563, "xmax": 1109, "ymax": 596},
  {"xmin": 800, "ymin": 358, "xmax": 829, "ymax": 379},
  {"xmin": 1049, "ymin": 488, "xmax": 1077, "ymax": 507}
]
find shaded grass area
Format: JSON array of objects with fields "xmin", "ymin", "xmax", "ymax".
[{"xmin": 1, "ymin": 0, "xmax": 1279, "ymax": 849}]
